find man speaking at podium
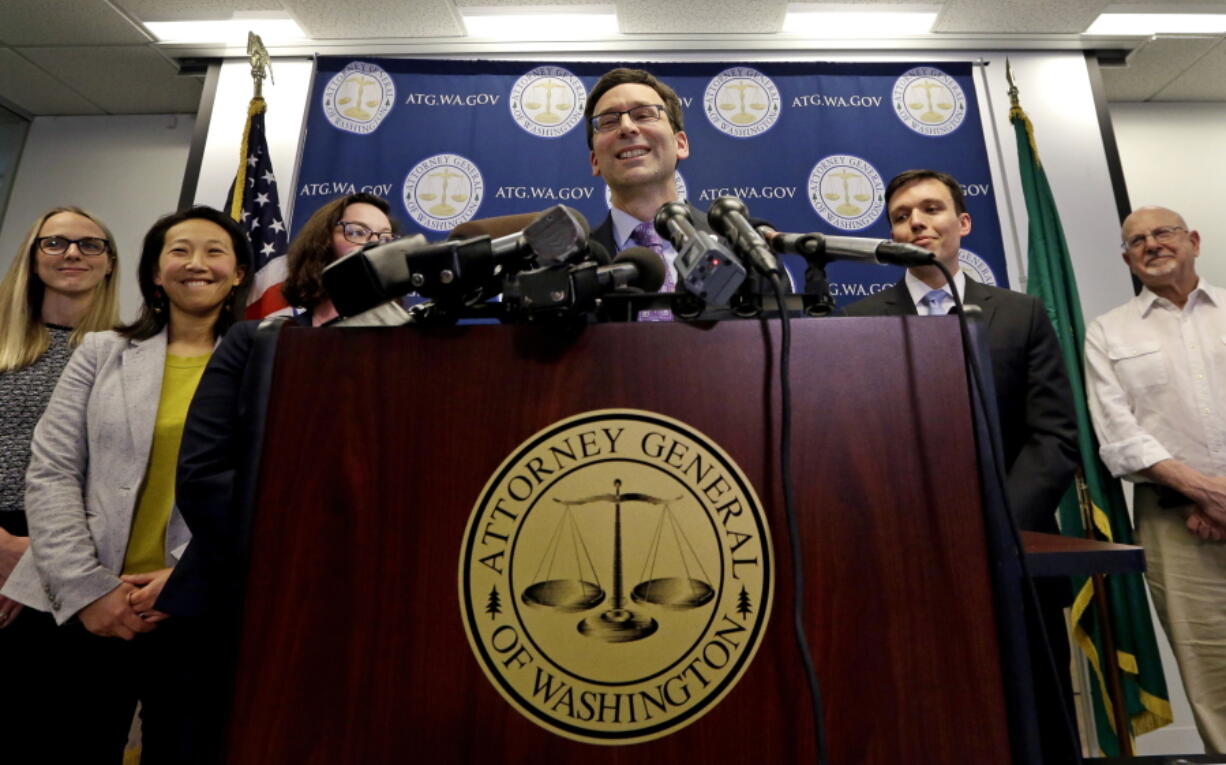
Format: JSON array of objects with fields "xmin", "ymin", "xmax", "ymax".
[
  {"xmin": 584, "ymin": 68, "xmax": 692, "ymax": 318},
  {"xmin": 843, "ymin": 168, "xmax": 1080, "ymax": 760}
]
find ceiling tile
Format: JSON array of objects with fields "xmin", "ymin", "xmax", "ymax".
[
  {"xmin": 116, "ymin": 0, "xmax": 284, "ymax": 22},
  {"xmin": 283, "ymin": 0, "xmax": 464, "ymax": 37},
  {"xmin": 454, "ymin": 0, "xmax": 611, "ymax": 5},
  {"xmin": 1102, "ymin": 36, "xmax": 1219, "ymax": 101},
  {"xmin": 1155, "ymin": 39, "xmax": 1226, "ymax": 101},
  {"xmin": 0, "ymin": 49, "xmax": 104, "ymax": 115},
  {"xmin": 19, "ymin": 47, "xmax": 202, "ymax": 114},
  {"xmin": 618, "ymin": 0, "xmax": 785, "ymax": 34},
  {"xmin": 934, "ymin": 0, "xmax": 1109, "ymax": 33},
  {"xmin": 0, "ymin": 0, "xmax": 150, "ymax": 46}
]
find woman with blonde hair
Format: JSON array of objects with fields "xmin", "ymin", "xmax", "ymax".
[
  {"xmin": 0, "ymin": 206, "xmax": 119, "ymax": 759},
  {"xmin": 0, "ymin": 207, "xmax": 120, "ymax": 607}
]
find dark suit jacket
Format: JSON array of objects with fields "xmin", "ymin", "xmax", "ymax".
[
  {"xmin": 158, "ymin": 316, "xmax": 297, "ymax": 617},
  {"xmin": 843, "ymin": 278, "xmax": 1078, "ymax": 533}
]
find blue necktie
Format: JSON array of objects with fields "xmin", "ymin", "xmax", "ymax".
[{"xmin": 920, "ymin": 289, "xmax": 949, "ymax": 316}]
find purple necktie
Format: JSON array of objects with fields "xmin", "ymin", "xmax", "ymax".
[{"xmin": 629, "ymin": 221, "xmax": 674, "ymax": 322}]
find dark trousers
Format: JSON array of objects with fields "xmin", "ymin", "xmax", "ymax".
[
  {"xmin": 0, "ymin": 604, "xmax": 63, "ymax": 764},
  {"xmin": 1028, "ymin": 577, "xmax": 1080, "ymax": 764},
  {"xmin": 0, "ymin": 511, "xmax": 63, "ymax": 764},
  {"xmin": 53, "ymin": 617, "xmax": 230, "ymax": 765},
  {"xmin": 1, "ymin": 503, "xmax": 228, "ymax": 765}
]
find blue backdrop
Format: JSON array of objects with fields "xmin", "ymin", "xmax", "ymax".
[{"xmin": 292, "ymin": 57, "xmax": 1006, "ymax": 305}]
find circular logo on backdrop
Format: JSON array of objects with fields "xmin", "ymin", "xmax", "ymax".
[
  {"xmin": 892, "ymin": 67, "xmax": 967, "ymax": 136},
  {"xmin": 704, "ymin": 68, "xmax": 781, "ymax": 138},
  {"xmin": 605, "ymin": 171, "xmax": 687, "ymax": 209},
  {"xmin": 958, "ymin": 248, "xmax": 997, "ymax": 286},
  {"xmin": 807, "ymin": 155, "xmax": 886, "ymax": 231},
  {"xmin": 509, "ymin": 66, "xmax": 587, "ymax": 138},
  {"xmin": 459, "ymin": 409, "xmax": 773, "ymax": 745},
  {"xmin": 403, "ymin": 153, "xmax": 484, "ymax": 231},
  {"xmin": 322, "ymin": 61, "xmax": 395, "ymax": 135}
]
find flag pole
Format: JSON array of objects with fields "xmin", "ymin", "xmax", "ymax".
[
  {"xmin": 225, "ymin": 31, "xmax": 291, "ymax": 319},
  {"xmin": 1077, "ymin": 470, "xmax": 1134, "ymax": 756},
  {"xmin": 1007, "ymin": 59, "xmax": 1133, "ymax": 757},
  {"xmin": 228, "ymin": 33, "xmax": 271, "ymax": 221}
]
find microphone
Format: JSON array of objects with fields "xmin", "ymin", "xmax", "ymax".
[
  {"xmin": 478, "ymin": 204, "xmax": 592, "ymax": 267},
  {"xmin": 605, "ymin": 246, "xmax": 666, "ymax": 293},
  {"xmin": 706, "ymin": 197, "xmax": 783, "ymax": 278},
  {"xmin": 322, "ymin": 206, "xmax": 594, "ymax": 317},
  {"xmin": 763, "ymin": 227, "xmax": 935, "ymax": 268},
  {"xmin": 653, "ymin": 201, "xmax": 746, "ymax": 304},
  {"xmin": 321, "ymin": 234, "xmax": 427, "ymax": 318},
  {"xmin": 501, "ymin": 247, "xmax": 666, "ymax": 317}
]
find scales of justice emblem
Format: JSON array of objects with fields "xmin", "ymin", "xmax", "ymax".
[
  {"xmin": 460, "ymin": 410, "xmax": 773, "ymax": 744},
  {"xmin": 893, "ymin": 66, "xmax": 967, "ymax": 136},
  {"xmin": 322, "ymin": 61, "xmax": 394, "ymax": 134},
  {"xmin": 522, "ymin": 478, "xmax": 715, "ymax": 643},
  {"xmin": 704, "ymin": 67, "xmax": 780, "ymax": 137},
  {"xmin": 509, "ymin": 66, "xmax": 586, "ymax": 137},
  {"xmin": 522, "ymin": 78, "xmax": 572, "ymax": 126},
  {"xmin": 417, "ymin": 166, "xmax": 469, "ymax": 218}
]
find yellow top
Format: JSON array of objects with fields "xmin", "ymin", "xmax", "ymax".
[{"xmin": 122, "ymin": 352, "xmax": 211, "ymax": 575}]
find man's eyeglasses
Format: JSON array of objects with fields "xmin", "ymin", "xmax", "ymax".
[
  {"xmin": 36, "ymin": 236, "xmax": 110, "ymax": 257},
  {"xmin": 590, "ymin": 104, "xmax": 668, "ymax": 133},
  {"xmin": 1124, "ymin": 226, "xmax": 1185, "ymax": 252},
  {"xmin": 337, "ymin": 221, "xmax": 397, "ymax": 245}
]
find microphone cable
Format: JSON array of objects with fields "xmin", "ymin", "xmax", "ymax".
[
  {"xmin": 939, "ymin": 262, "xmax": 1084, "ymax": 765},
  {"xmin": 768, "ymin": 272, "xmax": 830, "ymax": 765}
]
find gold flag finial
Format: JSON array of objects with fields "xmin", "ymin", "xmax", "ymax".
[
  {"xmin": 247, "ymin": 31, "xmax": 273, "ymax": 99},
  {"xmin": 1005, "ymin": 57, "xmax": 1020, "ymax": 110}
]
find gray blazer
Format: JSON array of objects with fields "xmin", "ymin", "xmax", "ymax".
[{"xmin": 2, "ymin": 329, "xmax": 190, "ymax": 624}]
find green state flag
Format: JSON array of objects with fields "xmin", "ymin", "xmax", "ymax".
[{"xmin": 1010, "ymin": 90, "xmax": 1172, "ymax": 755}]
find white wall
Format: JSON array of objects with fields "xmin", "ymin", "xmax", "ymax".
[
  {"xmin": 0, "ymin": 114, "xmax": 195, "ymax": 322},
  {"xmin": 192, "ymin": 59, "xmax": 314, "ymax": 220},
  {"xmin": 983, "ymin": 54, "xmax": 1136, "ymax": 320},
  {"xmin": 1111, "ymin": 101, "xmax": 1226, "ymax": 288}
]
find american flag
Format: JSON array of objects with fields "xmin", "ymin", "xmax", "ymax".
[{"xmin": 226, "ymin": 97, "xmax": 291, "ymax": 318}]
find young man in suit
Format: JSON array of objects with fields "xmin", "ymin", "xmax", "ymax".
[{"xmin": 843, "ymin": 168, "xmax": 1080, "ymax": 761}]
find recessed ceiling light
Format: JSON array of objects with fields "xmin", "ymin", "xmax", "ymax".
[
  {"xmin": 145, "ymin": 16, "xmax": 306, "ymax": 44},
  {"xmin": 1084, "ymin": 12, "xmax": 1226, "ymax": 35},
  {"xmin": 461, "ymin": 6, "xmax": 619, "ymax": 39},
  {"xmin": 782, "ymin": 4, "xmax": 938, "ymax": 37}
]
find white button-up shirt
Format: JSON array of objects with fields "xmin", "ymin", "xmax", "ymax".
[{"xmin": 1085, "ymin": 280, "xmax": 1226, "ymax": 480}]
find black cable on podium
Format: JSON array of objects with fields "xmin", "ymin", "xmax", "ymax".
[
  {"xmin": 939, "ymin": 260, "xmax": 1084, "ymax": 765},
  {"xmin": 766, "ymin": 271, "xmax": 830, "ymax": 765}
]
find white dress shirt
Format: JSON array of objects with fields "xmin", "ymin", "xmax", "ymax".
[{"xmin": 1085, "ymin": 280, "xmax": 1226, "ymax": 479}]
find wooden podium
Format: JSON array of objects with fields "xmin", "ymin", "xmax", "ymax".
[{"xmin": 226, "ymin": 317, "xmax": 1022, "ymax": 763}]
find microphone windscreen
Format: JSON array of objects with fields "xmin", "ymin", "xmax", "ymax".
[
  {"xmin": 557, "ymin": 205, "xmax": 590, "ymax": 237},
  {"xmin": 614, "ymin": 246, "xmax": 666, "ymax": 292},
  {"xmin": 322, "ymin": 249, "xmax": 383, "ymax": 317},
  {"xmin": 586, "ymin": 239, "xmax": 611, "ymax": 265},
  {"xmin": 449, "ymin": 212, "xmax": 539, "ymax": 240}
]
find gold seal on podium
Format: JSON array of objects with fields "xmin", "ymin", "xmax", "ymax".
[{"xmin": 459, "ymin": 409, "xmax": 774, "ymax": 744}]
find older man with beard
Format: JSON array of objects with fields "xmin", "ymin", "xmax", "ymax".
[{"xmin": 1086, "ymin": 205, "xmax": 1226, "ymax": 752}]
